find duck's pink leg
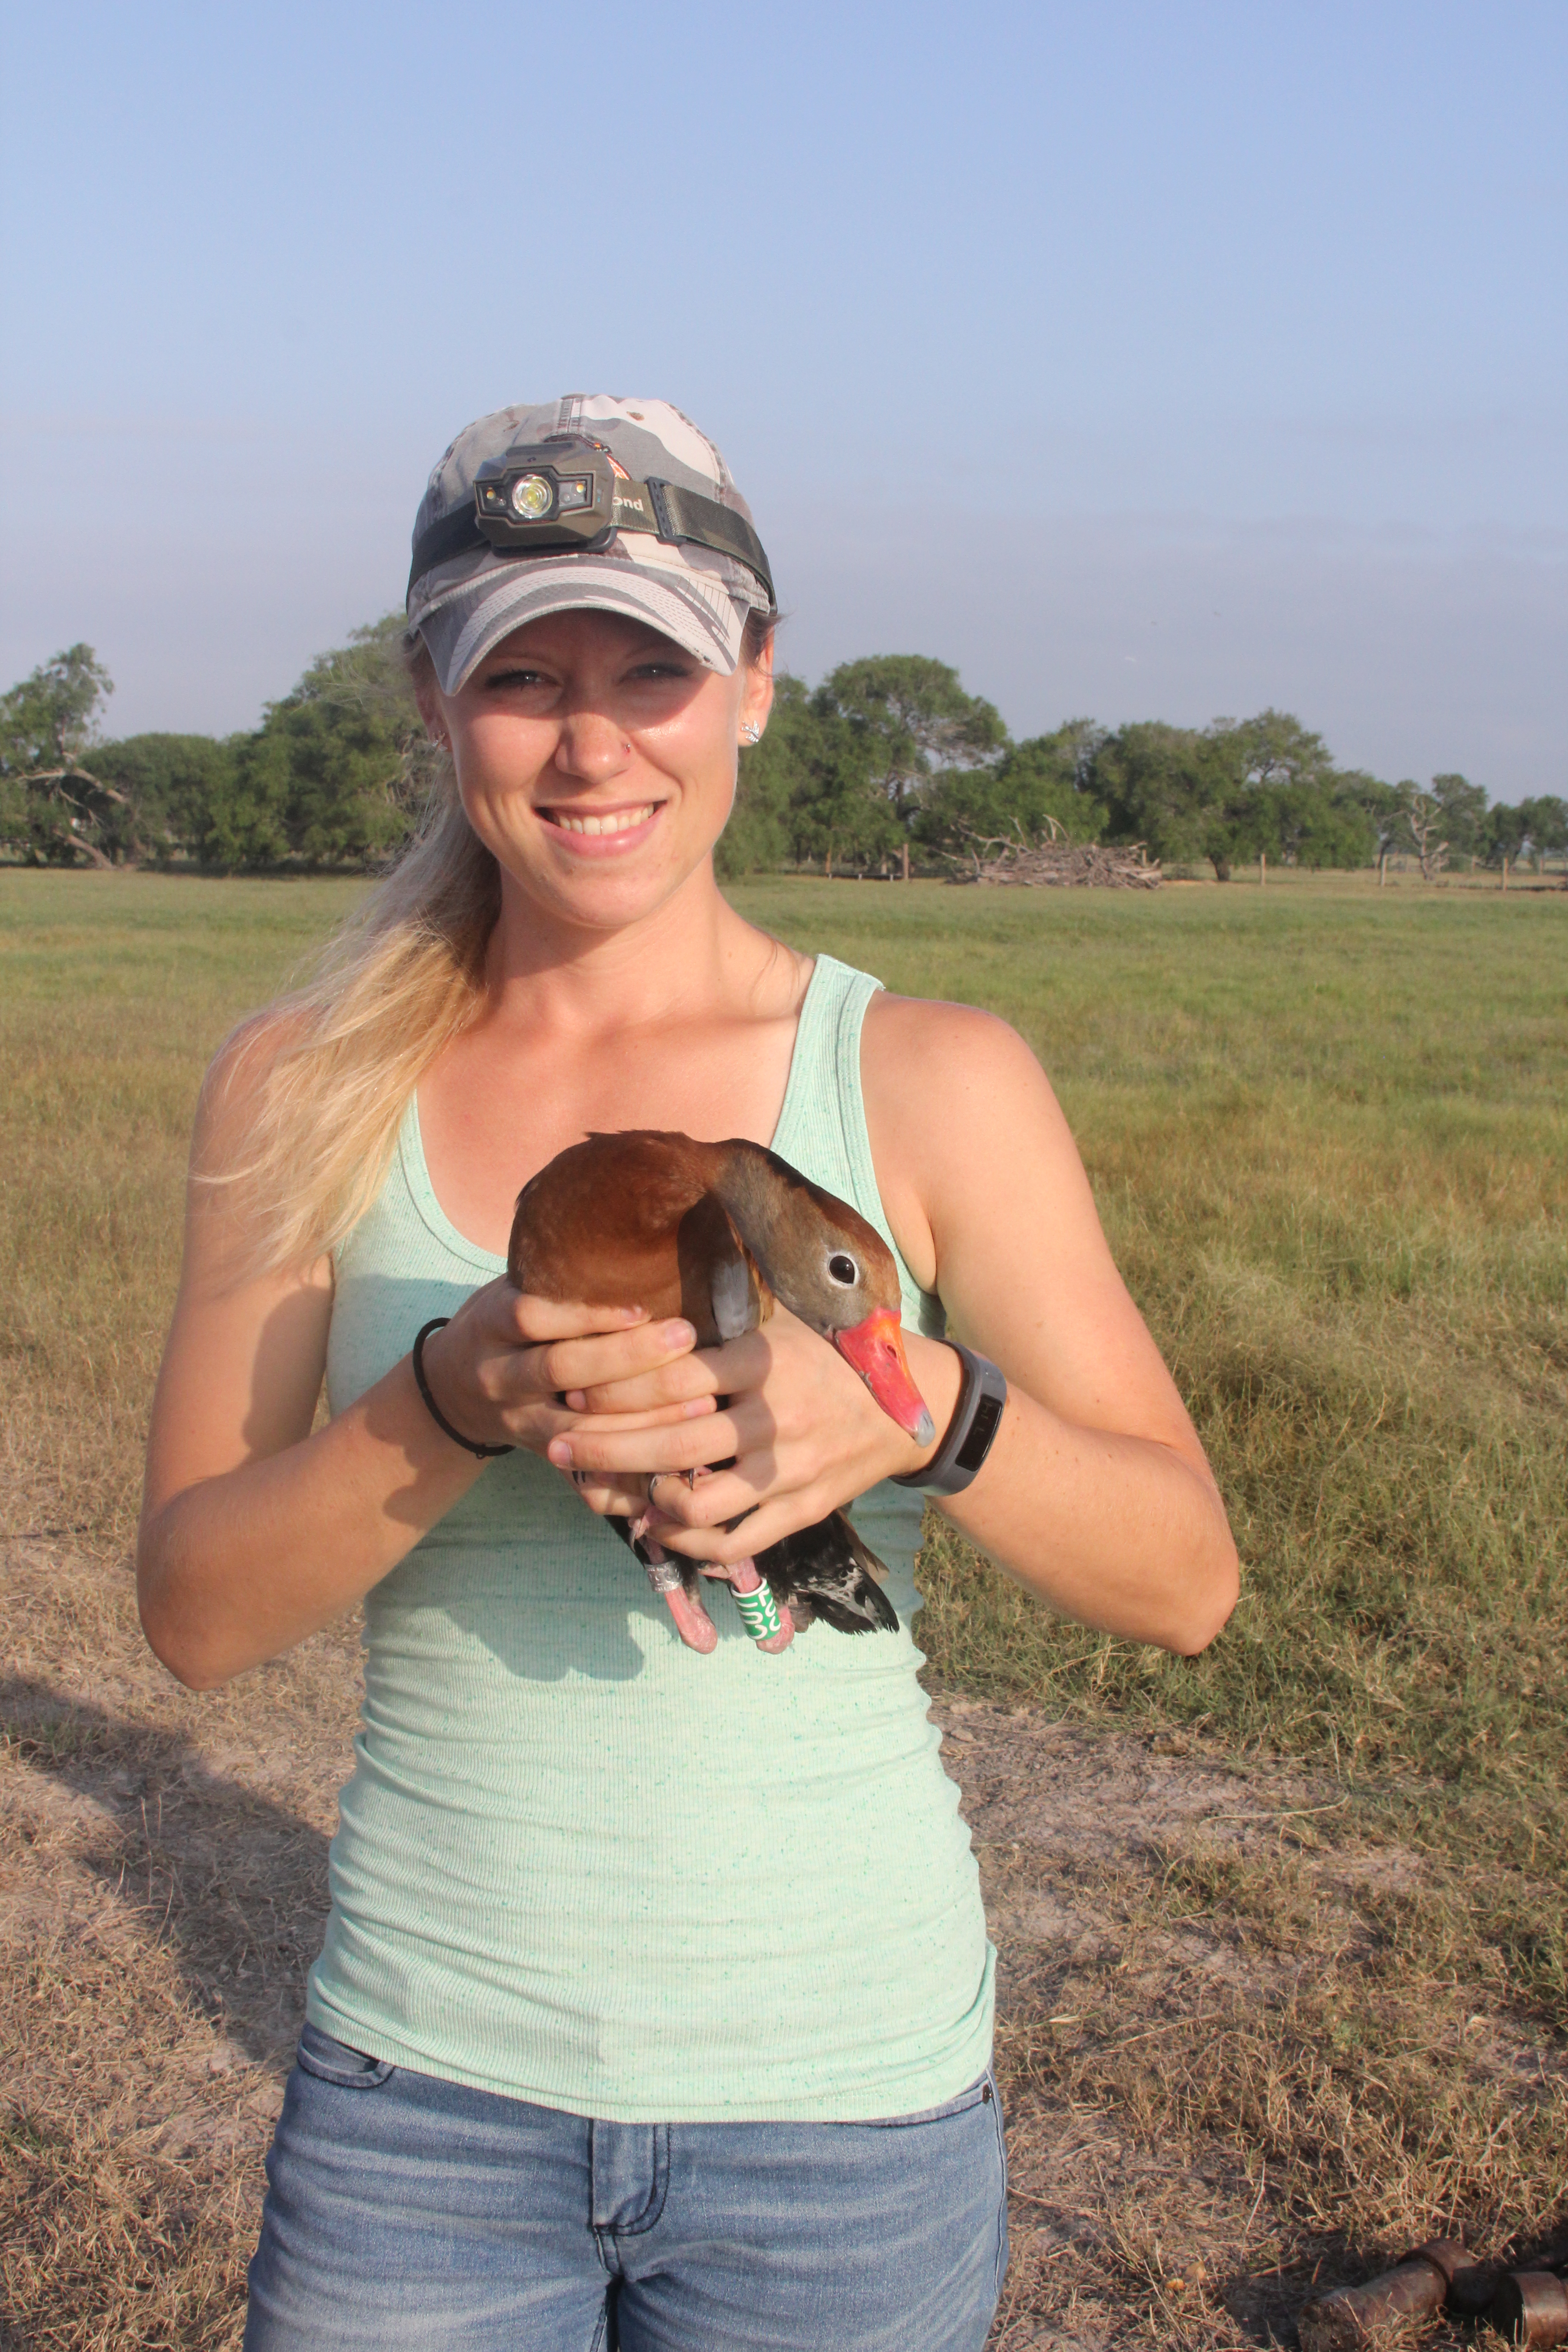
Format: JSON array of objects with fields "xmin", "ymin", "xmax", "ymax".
[
  {"xmin": 713, "ymin": 1557, "xmax": 795, "ymax": 1653},
  {"xmin": 637, "ymin": 1468, "xmax": 793, "ymax": 1654},
  {"xmin": 640, "ymin": 1542, "xmax": 717, "ymax": 1654}
]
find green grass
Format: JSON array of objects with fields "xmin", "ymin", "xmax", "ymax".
[
  {"xmin": 0, "ymin": 876, "xmax": 365, "ymax": 1550},
  {"xmin": 4, "ymin": 864, "xmax": 1565, "ymax": 1928}
]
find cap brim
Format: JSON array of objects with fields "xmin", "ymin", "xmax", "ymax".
[{"xmin": 415, "ymin": 552, "xmax": 748, "ymax": 694}]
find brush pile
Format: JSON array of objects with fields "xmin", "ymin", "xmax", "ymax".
[
  {"xmin": 952, "ymin": 830, "xmax": 1161, "ymax": 888},
  {"xmin": 978, "ymin": 840, "xmax": 1160, "ymax": 887}
]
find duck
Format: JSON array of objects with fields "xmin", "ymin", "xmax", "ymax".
[{"xmin": 507, "ymin": 1131, "xmax": 936, "ymax": 1654}]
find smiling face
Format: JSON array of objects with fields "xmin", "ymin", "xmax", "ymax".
[{"xmin": 417, "ymin": 608, "xmax": 774, "ymax": 938}]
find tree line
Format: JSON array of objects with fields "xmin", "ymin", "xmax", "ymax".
[{"xmin": 3, "ymin": 624, "xmax": 1563, "ymax": 882}]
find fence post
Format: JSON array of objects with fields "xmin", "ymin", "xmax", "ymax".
[
  {"xmin": 1259, "ymin": 851, "xmax": 1266, "ymax": 887},
  {"xmin": 1502, "ymin": 856, "xmax": 1509, "ymax": 892}
]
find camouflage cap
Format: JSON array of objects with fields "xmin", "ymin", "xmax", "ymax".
[{"xmin": 406, "ymin": 394, "xmax": 773, "ymax": 694}]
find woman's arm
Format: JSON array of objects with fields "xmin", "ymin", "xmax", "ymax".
[
  {"xmin": 553, "ymin": 1000, "xmax": 1238, "ymax": 1657},
  {"xmin": 863, "ymin": 996, "xmax": 1238, "ymax": 1654},
  {"xmin": 137, "ymin": 1046, "xmax": 715, "ymax": 1690}
]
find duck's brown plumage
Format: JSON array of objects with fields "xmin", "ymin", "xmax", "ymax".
[
  {"xmin": 507, "ymin": 1132, "xmax": 928, "ymax": 1639},
  {"xmin": 510, "ymin": 1136, "xmax": 771, "ymax": 1345}
]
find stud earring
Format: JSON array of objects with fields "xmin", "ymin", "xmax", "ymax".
[{"xmin": 741, "ymin": 722, "xmax": 761, "ymax": 745}]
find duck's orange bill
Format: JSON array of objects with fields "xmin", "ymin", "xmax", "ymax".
[{"xmin": 834, "ymin": 1308, "xmax": 937, "ymax": 1448}]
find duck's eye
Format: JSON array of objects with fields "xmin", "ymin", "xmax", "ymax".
[{"xmin": 828, "ymin": 1253, "xmax": 858, "ymax": 1285}]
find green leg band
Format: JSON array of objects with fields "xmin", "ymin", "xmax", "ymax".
[{"xmin": 731, "ymin": 1579, "xmax": 782, "ymax": 1640}]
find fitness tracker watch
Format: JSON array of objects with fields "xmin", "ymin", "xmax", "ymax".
[{"xmin": 892, "ymin": 1343, "xmax": 1007, "ymax": 1497}]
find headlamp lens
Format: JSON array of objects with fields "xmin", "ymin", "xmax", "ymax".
[
  {"xmin": 510, "ymin": 473, "xmax": 553, "ymax": 520},
  {"xmin": 555, "ymin": 476, "xmax": 592, "ymax": 513}
]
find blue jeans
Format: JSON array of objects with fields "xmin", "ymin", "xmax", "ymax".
[{"xmin": 245, "ymin": 2024, "xmax": 1007, "ymax": 2350}]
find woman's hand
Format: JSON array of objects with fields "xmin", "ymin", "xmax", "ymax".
[
  {"xmin": 416, "ymin": 1280, "xmax": 718, "ymax": 1459},
  {"xmin": 542, "ymin": 1308, "xmax": 957, "ymax": 1568}
]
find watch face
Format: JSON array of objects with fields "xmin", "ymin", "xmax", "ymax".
[{"xmin": 954, "ymin": 1388, "xmax": 1004, "ymax": 1475}]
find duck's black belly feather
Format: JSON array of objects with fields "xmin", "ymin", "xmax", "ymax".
[{"xmin": 607, "ymin": 1509, "xmax": 898, "ymax": 1637}]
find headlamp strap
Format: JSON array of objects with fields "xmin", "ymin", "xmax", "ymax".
[
  {"xmin": 407, "ymin": 477, "xmax": 774, "ymax": 607},
  {"xmin": 409, "ymin": 503, "xmax": 499, "ymax": 585},
  {"xmin": 643, "ymin": 480, "xmax": 773, "ymax": 595}
]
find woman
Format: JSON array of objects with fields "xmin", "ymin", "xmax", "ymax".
[{"xmin": 139, "ymin": 395, "xmax": 1239, "ymax": 2352}]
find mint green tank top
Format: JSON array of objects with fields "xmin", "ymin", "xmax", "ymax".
[{"xmin": 308, "ymin": 954, "xmax": 995, "ymax": 2122}]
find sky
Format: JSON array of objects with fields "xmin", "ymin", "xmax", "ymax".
[{"xmin": 1, "ymin": 0, "xmax": 1563, "ymax": 796}]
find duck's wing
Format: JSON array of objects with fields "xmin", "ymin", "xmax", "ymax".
[
  {"xmin": 754, "ymin": 1511, "xmax": 899, "ymax": 1636},
  {"xmin": 675, "ymin": 1192, "xmax": 769, "ymax": 1343}
]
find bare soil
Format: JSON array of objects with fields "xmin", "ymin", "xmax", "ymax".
[{"xmin": 1, "ymin": 1539, "xmax": 1562, "ymax": 2349}]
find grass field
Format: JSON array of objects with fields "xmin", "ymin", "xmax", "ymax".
[{"xmin": 1, "ymin": 867, "xmax": 1564, "ymax": 2347}]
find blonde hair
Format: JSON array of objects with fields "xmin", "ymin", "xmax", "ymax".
[
  {"xmin": 208, "ymin": 745, "xmax": 499, "ymax": 1277},
  {"xmin": 208, "ymin": 611, "xmax": 774, "ymax": 1279}
]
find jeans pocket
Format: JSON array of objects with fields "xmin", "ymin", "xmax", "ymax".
[
  {"xmin": 863, "ymin": 2068, "xmax": 996, "ymax": 2128},
  {"xmin": 294, "ymin": 2020, "xmax": 397, "ymax": 2089},
  {"xmin": 987, "ymin": 2070, "xmax": 1009, "ymax": 2297}
]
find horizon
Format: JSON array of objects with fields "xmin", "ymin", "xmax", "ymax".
[{"xmin": 40, "ymin": 610, "xmax": 1546, "ymax": 808}]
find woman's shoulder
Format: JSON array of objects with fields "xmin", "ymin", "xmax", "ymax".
[
  {"xmin": 194, "ymin": 1004, "xmax": 311, "ymax": 1161},
  {"xmin": 859, "ymin": 990, "xmax": 1072, "ymax": 1291},
  {"xmin": 861, "ymin": 988, "xmax": 1049, "ymax": 1106}
]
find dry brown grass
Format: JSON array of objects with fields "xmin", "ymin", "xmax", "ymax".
[
  {"xmin": 0, "ymin": 1532, "xmax": 362, "ymax": 2350},
  {"xmin": 3, "ymin": 871, "xmax": 1565, "ymax": 2347}
]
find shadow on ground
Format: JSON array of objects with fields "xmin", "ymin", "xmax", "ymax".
[{"xmin": 1, "ymin": 1672, "xmax": 330, "ymax": 2075}]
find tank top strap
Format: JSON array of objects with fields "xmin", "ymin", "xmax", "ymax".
[{"xmin": 772, "ymin": 955, "xmax": 944, "ymax": 1338}]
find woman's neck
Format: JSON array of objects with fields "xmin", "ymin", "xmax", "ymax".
[
  {"xmin": 415, "ymin": 860, "xmax": 813, "ymax": 1251},
  {"xmin": 481, "ymin": 861, "xmax": 782, "ymax": 1044}
]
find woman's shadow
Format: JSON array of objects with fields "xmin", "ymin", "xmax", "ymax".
[
  {"xmin": 3, "ymin": 1671, "xmax": 331, "ymax": 2075},
  {"xmin": 337, "ymin": 1272, "xmax": 786, "ymax": 1684}
]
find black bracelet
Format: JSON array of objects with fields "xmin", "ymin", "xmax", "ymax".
[
  {"xmin": 411, "ymin": 1318, "xmax": 514, "ymax": 1460},
  {"xmin": 892, "ymin": 1343, "xmax": 1007, "ymax": 1497}
]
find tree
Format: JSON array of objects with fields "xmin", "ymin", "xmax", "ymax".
[
  {"xmin": 1397, "ymin": 781, "xmax": 1448, "ymax": 881},
  {"xmin": 1429, "ymin": 773, "xmax": 1487, "ymax": 861},
  {"xmin": 1519, "ymin": 795, "xmax": 1568, "ymax": 870},
  {"xmin": 1480, "ymin": 801, "xmax": 1527, "ymax": 869},
  {"xmin": 1093, "ymin": 710, "xmax": 1391, "ymax": 879},
  {"xmin": 915, "ymin": 722, "xmax": 1107, "ymax": 862},
  {"xmin": 0, "ymin": 644, "xmax": 129, "ymax": 865},
  {"xmin": 815, "ymin": 656, "xmax": 1006, "ymax": 877},
  {"xmin": 197, "ymin": 616, "xmax": 424, "ymax": 871},
  {"xmin": 1248, "ymin": 779, "xmax": 1377, "ymax": 869},
  {"xmin": 88, "ymin": 733, "xmax": 239, "ymax": 863},
  {"xmin": 1214, "ymin": 709, "xmax": 1338, "ymax": 795},
  {"xmin": 1339, "ymin": 772, "xmax": 1405, "ymax": 862},
  {"xmin": 1092, "ymin": 720, "xmax": 1233, "ymax": 873},
  {"xmin": 0, "ymin": 641, "xmax": 113, "ymax": 772},
  {"xmin": 789, "ymin": 694, "xmax": 902, "ymax": 877},
  {"xmin": 717, "ymin": 673, "xmax": 812, "ymax": 877},
  {"xmin": 1202, "ymin": 711, "xmax": 1364, "ymax": 875}
]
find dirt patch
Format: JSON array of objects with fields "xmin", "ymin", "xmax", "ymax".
[{"xmin": 2, "ymin": 1544, "xmax": 1563, "ymax": 2349}]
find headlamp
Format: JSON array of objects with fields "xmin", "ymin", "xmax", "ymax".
[
  {"xmin": 409, "ymin": 434, "xmax": 775, "ymax": 609},
  {"xmin": 473, "ymin": 441, "xmax": 628, "ymax": 549}
]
